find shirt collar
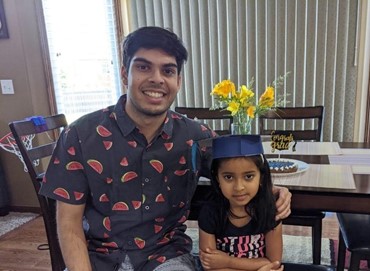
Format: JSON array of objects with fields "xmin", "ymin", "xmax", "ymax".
[{"xmin": 113, "ymin": 94, "xmax": 175, "ymax": 139}]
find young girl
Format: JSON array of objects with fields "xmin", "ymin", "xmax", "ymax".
[{"xmin": 198, "ymin": 135, "xmax": 283, "ymax": 271}]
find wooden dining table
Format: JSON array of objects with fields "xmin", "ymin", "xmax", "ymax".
[
  {"xmin": 264, "ymin": 142, "xmax": 370, "ymax": 215},
  {"xmin": 192, "ymin": 141, "xmax": 370, "ymax": 219}
]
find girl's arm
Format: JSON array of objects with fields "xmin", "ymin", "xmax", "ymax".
[
  {"xmin": 199, "ymin": 229, "xmax": 278, "ymax": 271},
  {"xmin": 265, "ymin": 222, "xmax": 283, "ymax": 263}
]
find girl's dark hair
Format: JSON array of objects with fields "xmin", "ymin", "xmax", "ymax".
[
  {"xmin": 122, "ymin": 26, "xmax": 188, "ymax": 74},
  {"xmin": 210, "ymin": 154, "xmax": 277, "ymax": 234}
]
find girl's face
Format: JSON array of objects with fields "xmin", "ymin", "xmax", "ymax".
[{"xmin": 217, "ymin": 157, "xmax": 261, "ymax": 214}]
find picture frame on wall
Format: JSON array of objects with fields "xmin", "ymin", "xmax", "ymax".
[{"xmin": 0, "ymin": 0, "xmax": 9, "ymax": 39}]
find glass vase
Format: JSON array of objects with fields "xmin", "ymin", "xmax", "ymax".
[{"xmin": 231, "ymin": 113, "xmax": 253, "ymax": 135}]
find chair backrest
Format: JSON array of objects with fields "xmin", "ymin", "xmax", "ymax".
[
  {"xmin": 174, "ymin": 107, "xmax": 233, "ymax": 135},
  {"xmin": 9, "ymin": 114, "xmax": 67, "ymax": 271},
  {"xmin": 259, "ymin": 106, "xmax": 324, "ymax": 141}
]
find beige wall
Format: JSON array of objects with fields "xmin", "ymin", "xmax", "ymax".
[{"xmin": 0, "ymin": 0, "xmax": 51, "ymax": 208}]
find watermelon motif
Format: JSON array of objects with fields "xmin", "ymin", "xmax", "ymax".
[
  {"xmin": 103, "ymin": 141, "xmax": 112, "ymax": 150},
  {"xmin": 99, "ymin": 194, "xmax": 109, "ymax": 202},
  {"xmin": 120, "ymin": 157, "xmax": 128, "ymax": 166},
  {"xmin": 134, "ymin": 237, "xmax": 145, "ymax": 249},
  {"xmin": 96, "ymin": 125, "xmax": 112, "ymax": 137},
  {"xmin": 150, "ymin": 160, "xmax": 163, "ymax": 173},
  {"xmin": 156, "ymin": 256, "xmax": 166, "ymax": 263},
  {"xmin": 53, "ymin": 188, "xmax": 70, "ymax": 199},
  {"xmin": 67, "ymin": 146, "xmax": 76, "ymax": 155},
  {"xmin": 164, "ymin": 142, "xmax": 173, "ymax": 151},
  {"xmin": 103, "ymin": 217, "xmax": 111, "ymax": 231},
  {"xmin": 155, "ymin": 194, "xmax": 165, "ymax": 202},
  {"xmin": 66, "ymin": 161, "xmax": 84, "ymax": 170},
  {"xmin": 127, "ymin": 141, "xmax": 137, "ymax": 148},
  {"xmin": 112, "ymin": 202, "xmax": 129, "ymax": 211},
  {"xmin": 87, "ymin": 159, "xmax": 103, "ymax": 174},
  {"xmin": 154, "ymin": 224, "xmax": 162, "ymax": 233},
  {"xmin": 174, "ymin": 169, "xmax": 189, "ymax": 176},
  {"xmin": 102, "ymin": 241, "xmax": 118, "ymax": 248},
  {"xmin": 105, "ymin": 177, "xmax": 113, "ymax": 184},
  {"xmin": 121, "ymin": 171, "xmax": 138, "ymax": 182},
  {"xmin": 132, "ymin": 201, "xmax": 141, "ymax": 209},
  {"xmin": 179, "ymin": 156, "xmax": 186, "ymax": 164},
  {"xmin": 73, "ymin": 191, "xmax": 84, "ymax": 201},
  {"xmin": 186, "ymin": 140, "xmax": 193, "ymax": 146}
]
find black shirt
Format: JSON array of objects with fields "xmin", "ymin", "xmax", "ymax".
[
  {"xmin": 39, "ymin": 95, "xmax": 215, "ymax": 270},
  {"xmin": 198, "ymin": 203, "xmax": 266, "ymax": 258}
]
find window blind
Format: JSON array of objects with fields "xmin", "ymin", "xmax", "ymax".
[{"xmin": 124, "ymin": 0, "xmax": 359, "ymax": 142}]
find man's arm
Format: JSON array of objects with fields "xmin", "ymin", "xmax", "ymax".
[
  {"xmin": 57, "ymin": 201, "xmax": 92, "ymax": 271},
  {"xmin": 273, "ymin": 186, "xmax": 292, "ymax": 220}
]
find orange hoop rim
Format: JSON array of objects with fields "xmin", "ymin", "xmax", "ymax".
[{"xmin": 0, "ymin": 132, "xmax": 16, "ymax": 147}]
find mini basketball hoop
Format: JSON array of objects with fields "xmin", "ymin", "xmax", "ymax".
[{"xmin": 0, "ymin": 132, "xmax": 39, "ymax": 172}]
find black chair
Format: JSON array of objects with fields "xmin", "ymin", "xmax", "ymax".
[
  {"xmin": 259, "ymin": 106, "xmax": 325, "ymax": 265},
  {"xmin": 336, "ymin": 213, "xmax": 370, "ymax": 271},
  {"xmin": 9, "ymin": 114, "xmax": 67, "ymax": 271},
  {"xmin": 174, "ymin": 106, "xmax": 233, "ymax": 135}
]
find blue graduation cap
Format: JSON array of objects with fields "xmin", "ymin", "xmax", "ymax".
[{"xmin": 212, "ymin": 135, "xmax": 264, "ymax": 160}]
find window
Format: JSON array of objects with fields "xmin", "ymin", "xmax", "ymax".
[{"xmin": 41, "ymin": 0, "xmax": 122, "ymax": 123}]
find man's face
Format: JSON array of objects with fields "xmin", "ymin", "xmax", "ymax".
[{"xmin": 122, "ymin": 48, "xmax": 182, "ymax": 118}]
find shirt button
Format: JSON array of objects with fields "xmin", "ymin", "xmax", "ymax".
[
  {"xmin": 144, "ymin": 178, "xmax": 149, "ymax": 183},
  {"xmin": 128, "ymin": 240, "xmax": 133, "ymax": 246},
  {"xmin": 145, "ymin": 205, "xmax": 150, "ymax": 210}
]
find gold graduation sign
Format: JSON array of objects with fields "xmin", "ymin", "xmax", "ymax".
[{"xmin": 270, "ymin": 131, "xmax": 297, "ymax": 153}]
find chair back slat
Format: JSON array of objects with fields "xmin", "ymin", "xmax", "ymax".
[
  {"xmin": 9, "ymin": 114, "xmax": 67, "ymax": 136},
  {"xmin": 259, "ymin": 106, "xmax": 324, "ymax": 141},
  {"xmin": 175, "ymin": 107, "xmax": 233, "ymax": 135},
  {"xmin": 8, "ymin": 114, "xmax": 67, "ymax": 271},
  {"xmin": 27, "ymin": 142, "xmax": 57, "ymax": 163}
]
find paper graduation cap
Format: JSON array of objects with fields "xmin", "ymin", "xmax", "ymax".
[{"xmin": 212, "ymin": 135, "xmax": 264, "ymax": 160}]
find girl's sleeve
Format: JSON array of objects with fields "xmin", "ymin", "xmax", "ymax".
[{"xmin": 198, "ymin": 203, "xmax": 218, "ymax": 234}]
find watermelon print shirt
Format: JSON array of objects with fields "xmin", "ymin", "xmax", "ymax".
[
  {"xmin": 39, "ymin": 95, "xmax": 215, "ymax": 271},
  {"xmin": 198, "ymin": 203, "xmax": 266, "ymax": 258}
]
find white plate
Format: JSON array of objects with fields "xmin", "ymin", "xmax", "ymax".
[{"xmin": 267, "ymin": 158, "xmax": 309, "ymax": 177}]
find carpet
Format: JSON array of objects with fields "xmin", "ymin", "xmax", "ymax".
[
  {"xmin": 0, "ymin": 211, "xmax": 39, "ymax": 237},
  {"xmin": 331, "ymin": 239, "xmax": 369, "ymax": 270},
  {"xmin": 186, "ymin": 228, "xmax": 333, "ymax": 265}
]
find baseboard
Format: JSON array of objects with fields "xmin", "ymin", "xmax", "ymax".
[
  {"xmin": 0, "ymin": 206, "xmax": 10, "ymax": 216},
  {"xmin": 9, "ymin": 206, "xmax": 41, "ymax": 214}
]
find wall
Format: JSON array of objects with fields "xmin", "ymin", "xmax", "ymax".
[{"xmin": 0, "ymin": 0, "xmax": 51, "ymax": 209}]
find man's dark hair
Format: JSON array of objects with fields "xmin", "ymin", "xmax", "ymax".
[{"xmin": 122, "ymin": 26, "xmax": 188, "ymax": 74}]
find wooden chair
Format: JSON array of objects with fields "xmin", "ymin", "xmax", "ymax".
[
  {"xmin": 259, "ymin": 106, "xmax": 324, "ymax": 141},
  {"xmin": 9, "ymin": 114, "xmax": 67, "ymax": 271},
  {"xmin": 259, "ymin": 106, "xmax": 325, "ymax": 265},
  {"xmin": 336, "ymin": 213, "xmax": 370, "ymax": 271},
  {"xmin": 174, "ymin": 107, "xmax": 233, "ymax": 135}
]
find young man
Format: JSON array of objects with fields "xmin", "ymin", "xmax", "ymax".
[{"xmin": 39, "ymin": 26, "xmax": 291, "ymax": 271}]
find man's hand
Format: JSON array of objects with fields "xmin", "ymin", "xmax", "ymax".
[
  {"xmin": 258, "ymin": 261, "xmax": 284, "ymax": 271},
  {"xmin": 273, "ymin": 186, "xmax": 292, "ymax": 220}
]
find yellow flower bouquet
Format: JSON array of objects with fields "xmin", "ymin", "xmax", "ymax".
[{"xmin": 210, "ymin": 74, "xmax": 288, "ymax": 134}]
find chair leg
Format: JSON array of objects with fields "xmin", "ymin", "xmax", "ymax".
[
  {"xmin": 336, "ymin": 231, "xmax": 346, "ymax": 271},
  {"xmin": 312, "ymin": 219, "xmax": 322, "ymax": 264},
  {"xmin": 348, "ymin": 252, "xmax": 361, "ymax": 271}
]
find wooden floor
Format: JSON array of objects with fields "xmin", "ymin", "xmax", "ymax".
[{"xmin": 0, "ymin": 213, "xmax": 339, "ymax": 271}]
